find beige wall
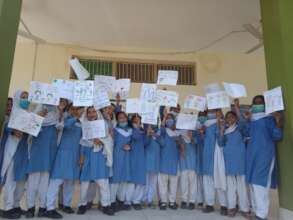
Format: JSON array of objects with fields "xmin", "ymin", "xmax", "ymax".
[{"xmin": 9, "ymin": 41, "xmax": 267, "ymax": 105}]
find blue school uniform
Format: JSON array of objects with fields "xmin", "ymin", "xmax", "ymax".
[
  {"xmin": 145, "ymin": 133, "xmax": 160, "ymax": 174},
  {"xmin": 80, "ymin": 145, "xmax": 109, "ymax": 181},
  {"xmin": 179, "ymin": 136, "xmax": 196, "ymax": 171},
  {"xmin": 195, "ymin": 130, "xmax": 204, "ymax": 176},
  {"xmin": 130, "ymin": 127, "xmax": 146, "ymax": 185},
  {"xmin": 51, "ymin": 116, "xmax": 82, "ymax": 180},
  {"xmin": 111, "ymin": 127, "xmax": 132, "ymax": 183},
  {"xmin": 158, "ymin": 128, "xmax": 179, "ymax": 176},
  {"xmin": 246, "ymin": 116, "xmax": 282, "ymax": 188},
  {"xmin": 13, "ymin": 134, "xmax": 29, "ymax": 181}
]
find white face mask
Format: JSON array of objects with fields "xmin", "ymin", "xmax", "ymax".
[{"xmin": 132, "ymin": 123, "xmax": 140, "ymax": 128}]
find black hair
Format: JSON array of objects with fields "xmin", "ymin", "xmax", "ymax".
[
  {"xmin": 131, "ymin": 114, "xmax": 141, "ymax": 123},
  {"xmin": 7, "ymin": 97, "xmax": 13, "ymax": 103},
  {"xmin": 225, "ymin": 111, "xmax": 237, "ymax": 119},
  {"xmin": 252, "ymin": 95, "xmax": 265, "ymax": 105},
  {"xmin": 115, "ymin": 111, "xmax": 128, "ymax": 121}
]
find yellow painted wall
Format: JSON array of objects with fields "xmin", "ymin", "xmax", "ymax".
[{"xmin": 9, "ymin": 41, "xmax": 267, "ymax": 105}]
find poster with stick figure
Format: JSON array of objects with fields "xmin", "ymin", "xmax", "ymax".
[
  {"xmin": 114, "ymin": 78, "xmax": 131, "ymax": 99},
  {"xmin": 29, "ymin": 81, "xmax": 60, "ymax": 105},
  {"xmin": 73, "ymin": 80, "xmax": 94, "ymax": 106},
  {"xmin": 156, "ymin": 90, "xmax": 178, "ymax": 107}
]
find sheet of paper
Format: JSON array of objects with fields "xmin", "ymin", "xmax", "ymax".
[
  {"xmin": 8, "ymin": 108, "xmax": 44, "ymax": 137},
  {"xmin": 264, "ymin": 86, "xmax": 284, "ymax": 114},
  {"xmin": 52, "ymin": 79, "xmax": 74, "ymax": 101},
  {"xmin": 140, "ymin": 101, "xmax": 158, "ymax": 114},
  {"xmin": 156, "ymin": 90, "xmax": 178, "ymax": 107},
  {"xmin": 73, "ymin": 80, "xmax": 94, "ymax": 107},
  {"xmin": 141, "ymin": 106, "xmax": 159, "ymax": 125},
  {"xmin": 29, "ymin": 81, "xmax": 60, "ymax": 105},
  {"xmin": 114, "ymin": 78, "xmax": 131, "ymax": 99},
  {"xmin": 223, "ymin": 82, "xmax": 247, "ymax": 98},
  {"xmin": 94, "ymin": 75, "xmax": 116, "ymax": 96},
  {"xmin": 126, "ymin": 98, "xmax": 142, "ymax": 114},
  {"xmin": 82, "ymin": 120, "xmax": 106, "ymax": 139},
  {"xmin": 157, "ymin": 70, "xmax": 178, "ymax": 86},
  {"xmin": 204, "ymin": 83, "xmax": 222, "ymax": 94},
  {"xmin": 206, "ymin": 91, "xmax": 231, "ymax": 110},
  {"xmin": 176, "ymin": 113, "xmax": 198, "ymax": 130},
  {"xmin": 140, "ymin": 83, "xmax": 157, "ymax": 102},
  {"xmin": 69, "ymin": 58, "xmax": 90, "ymax": 80},
  {"xmin": 183, "ymin": 95, "xmax": 206, "ymax": 111},
  {"xmin": 93, "ymin": 88, "xmax": 111, "ymax": 110}
]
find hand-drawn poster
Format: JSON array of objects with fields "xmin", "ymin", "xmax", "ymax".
[
  {"xmin": 141, "ymin": 106, "xmax": 159, "ymax": 125},
  {"xmin": 52, "ymin": 79, "xmax": 74, "ymax": 101},
  {"xmin": 157, "ymin": 70, "xmax": 178, "ymax": 86},
  {"xmin": 206, "ymin": 91, "xmax": 230, "ymax": 110},
  {"xmin": 82, "ymin": 120, "xmax": 106, "ymax": 139},
  {"xmin": 156, "ymin": 90, "xmax": 178, "ymax": 107},
  {"xmin": 93, "ymin": 88, "xmax": 111, "ymax": 110},
  {"xmin": 183, "ymin": 95, "xmax": 206, "ymax": 111},
  {"xmin": 69, "ymin": 58, "xmax": 90, "ymax": 80},
  {"xmin": 29, "ymin": 81, "xmax": 60, "ymax": 106},
  {"xmin": 176, "ymin": 113, "xmax": 198, "ymax": 130},
  {"xmin": 73, "ymin": 80, "xmax": 94, "ymax": 107},
  {"xmin": 140, "ymin": 83, "xmax": 157, "ymax": 102},
  {"xmin": 223, "ymin": 82, "xmax": 247, "ymax": 98},
  {"xmin": 114, "ymin": 79, "xmax": 131, "ymax": 99},
  {"xmin": 94, "ymin": 75, "xmax": 116, "ymax": 96},
  {"xmin": 264, "ymin": 86, "xmax": 284, "ymax": 114}
]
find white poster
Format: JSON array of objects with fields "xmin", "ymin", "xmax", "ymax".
[
  {"xmin": 82, "ymin": 120, "xmax": 106, "ymax": 139},
  {"xmin": 264, "ymin": 86, "xmax": 284, "ymax": 114},
  {"xmin": 125, "ymin": 98, "xmax": 142, "ymax": 114},
  {"xmin": 223, "ymin": 82, "xmax": 247, "ymax": 98},
  {"xmin": 93, "ymin": 88, "xmax": 111, "ymax": 110},
  {"xmin": 206, "ymin": 91, "xmax": 230, "ymax": 110},
  {"xmin": 52, "ymin": 79, "xmax": 74, "ymax": 100},
  {"xmin": 114, "ymin": 78, "xmax": 131, "ymax": 99},
  {"xmin": 141, "ymin": 106, "xmax": 159, "ymax": 125},
  {"xmin": 29, "ymin": 81, "xmax": 60, "ymax": 106},
  {"xmin": 156, "ymin": 90, "xmax": 178, "ymax": 107},
  {"xmin": 204, "ymin": 83, "xmax": 222, "ymax": 94},
  {"xmin": 176, "ymin": 113, "xmax": 198, "ymax": 130},
  {"xmin": 183, "ymin": 95, "xmax": 206, "ymax": 111},
  {"xmin": 73, "ymin": 80, "xmax": 94, "ymax": 107},
  {"xmin": 140, "ymin": 83, "xmax": 157, "ymax": 102},
  {"xmin": 94, "ymin": 75, "xmax": 116, "ymax": 95},
  {"xmin": 157, "ymin": 70, "xmax": 178, "ymax": 86},
  {"xmin": 8, "ymin": 108, "xmax": 44, "ymax": 137},
  {"xmin": 69, "ymin": 58, "xmax": 90, "ymax": 80}
]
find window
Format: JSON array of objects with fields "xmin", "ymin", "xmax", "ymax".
[{"xmin": 70, "ymin": 56, "xmax": 196, "ymax": 85}]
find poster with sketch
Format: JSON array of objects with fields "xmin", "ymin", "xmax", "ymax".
[
  {"xmin": 94, "ymin": 75, "xmax": 116, "ymax": 96},
  {"xmin": 8, "ymin": 108, "xmax": 44, "ymax": 137},
  {"xmin": 156, "ymin": 90, "xmax": 178, "ymax": 107},
  {"xmin": 204, "ymin": 83, "xmax": 222, "ymax": 94},
  {"xmin": 184, "ymin": 95, "xmax": 206, "ymax": 111},
  {"xmin": 69, "ymin": 58, "xmax": 90, "ymax": 80},
  {"xmin": 140, "ymin": 83, "xmax": 157, "ymax": 102},
  {"xmin": 157, "ymin": 70, "xmax": 178, "ymax": 86},
  {"xmin": 29, "ymin": 81, "xmax": 60, "ymax": 105},
  {"xmin": 73, "ymin": 80, "xmax": 94, "ymax": 106},
  {"xmin": 206, "ymin": 91, "xmax": 230, "ymax": 110},
  {"xmin": 264, "ymin": 86, "xmax": 284, "ymax": 114},
  {"xmin": 114, "ymin": 78, "xmax": 131, "ymax": 99},
  {"xmin": 82, "ymin": 120, "xmax": 106, "ymax": 139},
  {"xmin": 141, "ymin": 106, "xmax": 159, "ymax": 125},
  {"xmin": 126, "ymin": 99, "xmax": 158, "ymax": 114},
  {"xmin": 223, "ymin": 82, "xmax": 247, "ymax": 98},
  {"xmin": 52, "ymin": 79, "xmax": 74, "ymax": 100},
  {"xmin": 93, "ymin": 88, "xmax": 111, "ymax": 110},
  {"xmin": 176, "ymin": 113, "xmax": 198, "ymax": 130}
]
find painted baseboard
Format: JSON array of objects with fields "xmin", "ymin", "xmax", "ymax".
[{"xmin": 280, "ymin": 208, "xmax": 293, "ymax": 220}]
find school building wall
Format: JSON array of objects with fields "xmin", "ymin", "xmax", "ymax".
[{"xmin": 9, "ymin": 41, "xmax": 268, "ymax": 105}]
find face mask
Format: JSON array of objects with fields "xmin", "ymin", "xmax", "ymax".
[
  {"xmin": 207, "ymin": 113, "xmax": 216, "ymax": 120},
  {"xmin": 166, "ymin": 119, "xmax": 175, "ymax": 128},
  {"xmin": 198, "ymin": 116, "xmax": 207, "ymax": 124},
  {"xmin": 19, "ymin": 99, "xmax": 30, "ymax": 110},
  {"xmin": 251, "ymin": 104, "xmax": 265, "ymax": 113},
  {"xmin": 119, "ymin": 122, "xmax": 128, "ymax": 128},
  {"xmin": 132, "ymin": 123, "xmax": 140, "ymax": 128}
]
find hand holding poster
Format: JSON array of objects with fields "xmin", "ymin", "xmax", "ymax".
[
  {"xmin": 52, "ymin": 79, "xmax": 74, "ymax": 100},
  {"xmin": 82, "ymin": 120, "xmax": 106, "ymax": 139},
  {"xmin": 69, "ymin": 58, "xmax": 90, "ymax": 80},
  {"xmin": 94, "ymin": 75, "xmax": 116, "ymax": 95},
  {"xmin": 176, "ymin": 113, "xmax": 198, "ymax": 130},
  {"xmin": 184, "ymin": 95, "xmax": 206, "ymax": 111},
  {"xmin": 157, "ymin": 70, "xmax": 178, "ymax": 86},
  {"xmin": 223, "ymin": 82, "xmax": 247, "ymax": 98},
  {"xmin": 93, "ymin": 88, "xmax": 111, "ymax": 110},
  {"xmin": 73, "ymin": 80, "xmax": 94, "ymax": 107},
  {"xmin": 8, "ymin": 108, "xmax": 44, "ymax": 137},
  {"xmin": 206, "ymin": 91, "xmax": 230, "ymax": 109},
  {"xmin": 264, "ymin": 86, "xmax": 284, "ymax": 114},
  {"xmin": 29, "ymin": 81, "xmax": 60, "ymax": 105},
  {"xmin": 140, "ymin": 83, "xmax": 157, "ymax": 102},
  {"xmin": 114, "ymin": 79, "xmax": 131, "ymax": 99},
  {"xmin": 156, "ymin": 90, "xmax": 178, "ymax": 107}
]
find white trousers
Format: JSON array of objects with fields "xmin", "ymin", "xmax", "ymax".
[
  {"xmin": 87, "ymin": 182, "xmax": 98, "ymax": 203},
  {"xmin": 110, "ymin": 183, "xmax": 134, "ymax": 205},
  {"xmin": 79, "ymin": 179, "xmax": 111, "ymax": 207},
  {"xmin": 132, "ymin": 184, "xmax": 145, "ymax": 204},
  {"xmin": 144, "ymin": 172, "xmax": 158, "ymax": 203},
  {"xmin": 180, "ymin": 170, "xmax": 197, "ymax": 203},
  {"xmin": 203, "ymin": 175, "xmax": 227, "ymax": 207},
  {"xmin": 3, "ymin": 162, "xmax": 26, "ymax": 210},
  {"xmin": 226, "ymin": 175, "xmax": 249, "ymax": 211},
  {"xmin": 27, "ymin": 172, "xmax": 50, "ymax": 209},
  {"xmin": 158, "ymin": 173, "xmax": 178, "ymax": 203},
  {"xmin": 46, "ymin": 179, "xmax": 75, "ymax": 211},
  {"xmin": 197, "ymin": 175, "xmax": 204, "ymax": 203},
  {"xmin": 249, "ymin": 159, "xmax": 275, "ymax": 219}
]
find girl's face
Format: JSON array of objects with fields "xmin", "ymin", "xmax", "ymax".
[
  {"xmin": 87, "ymin": 107, "xmax": 98, "ymax": 121},
  {"xmin": 118, "ymin": 113, "xmax": 127, "ymax": 123},
  {"xmin": 253, "ymin": 97, "xmax": 265, "ymax": 105},
  {"xmin": 6, "ymin": 99, "xmax": 13, "ymax": 115},
  {"xmin": 58, "ymin": 98, "xmax": 68, "ymax": 111},
  {"xmin": 225, "ymin": 113, "xmax": 237, "ymax": 126},
  {"xmin": 132, "ymin": 116, "xmax": 141, "ymax": 125},
  {"xmin": 20, "ymin": 92, "xmax": 28, "ymax": 99}
]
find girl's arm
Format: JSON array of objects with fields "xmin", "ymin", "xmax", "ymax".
[
  {"xmin": 63, "ymin": 117, "xmax": 78, "ymax": 129},
  {"xmin": 268, "ymin": 113, "xmax": 283, "ymax": 141}
]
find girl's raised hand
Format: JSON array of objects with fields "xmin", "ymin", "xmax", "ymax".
[
  {"xmin": 243, "ymin": 111, "xmax": 252, "ymax": 121},
  {"xmin": 38, "ymin": 109, "xmax": 48, "ymax": 117},
  {"xmin": 13, "ymin": 130, "xmax": 23, "ymax": 139},
  {"xmin": 273, "ymin": 112, "xmax": 282, "ymax": 128}
]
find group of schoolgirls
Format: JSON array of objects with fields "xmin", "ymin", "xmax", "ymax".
[{"xmin": 0, "ymin": 90, "xmax": 282, "ymax": 220}]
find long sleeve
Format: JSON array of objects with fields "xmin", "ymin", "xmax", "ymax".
[{"xmin": 267, "ymin": 117, "xmax": 283, "ymax": 141}]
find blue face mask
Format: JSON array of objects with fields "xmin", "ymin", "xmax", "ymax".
[
  {"xmin": 19, "ymin": 99, "xmax": 30, "ymax": 110},
  {"xmin": 207, "ymin": 113, "xmax": 216, "ymax": 120},
  {"xmin": 119, "ymin": 122, "xmax": 128, "ymax": 128},
  {"xmin": 198, "ymin": 116, "xmax": 207, "ymax": 124},
  {"xmin": 251, "ymin": 104, "xmax": 265, "ymax": 113},
  {"xmin": 166, "ymin": 119, "xmax": 175, "ymax": 128}
]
